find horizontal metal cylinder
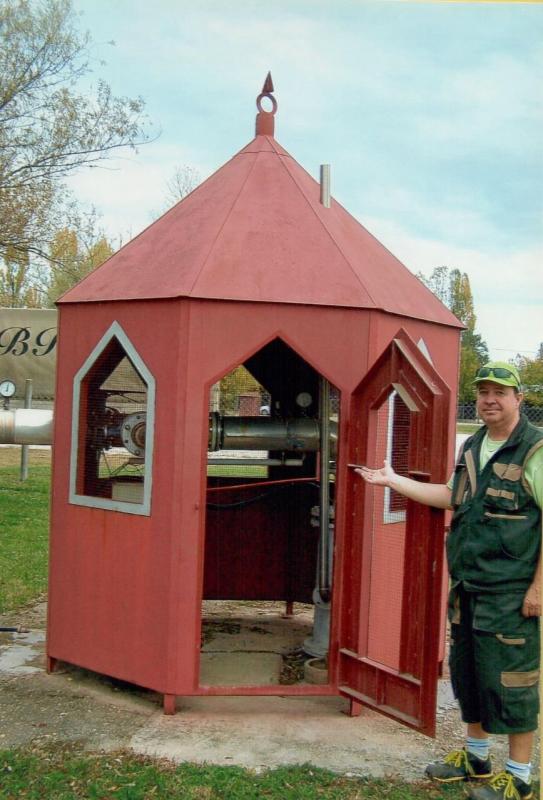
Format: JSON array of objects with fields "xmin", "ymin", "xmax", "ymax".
[
  {"xmin": 0, "ymin": 409, "xmax": 53, "ymax": 445},
  {"xmin": 0, "ymin": 409, "xmax": 338, "ymax": 454},
  {"xmin": 216, "ymin": 416, "xmax": 335, "ymax": 453}
]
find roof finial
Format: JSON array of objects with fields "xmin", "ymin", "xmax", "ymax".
[{"xmin": 255, "ymin": 72, "xmax": 277, "ymax": 137}]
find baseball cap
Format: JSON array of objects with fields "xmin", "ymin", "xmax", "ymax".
[{"xmin": 473, "ymin": 360, "xmax": 521, "ymax": 389}]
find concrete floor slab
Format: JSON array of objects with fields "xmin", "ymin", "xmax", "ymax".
[
  {"xmin": 200, "ymin": 652, "xmax": 283, "ymax": 685},
  {"xmin": 128, "ymin": 695, "xmax": 444, "ymax": 777}
]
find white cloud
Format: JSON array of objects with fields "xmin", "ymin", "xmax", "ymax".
[
  {"xmin": 413, "ymin": 52, "xmax": 543, "ymax": 157},
  {"xmin": 66, "ymin": 142, "xmax": 216, "ymax": 243},
  {"xmin": 362, "ymin": 214, "xmax": 543, "ymax": 359}
]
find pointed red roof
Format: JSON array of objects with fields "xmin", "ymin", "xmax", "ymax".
[{"xmin": 59, "ymin": 91, "xmax": 461, "ymax": 329}]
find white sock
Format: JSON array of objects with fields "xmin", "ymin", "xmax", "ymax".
[
  {"xmin": 505, "ymin": 758, "xmax": 531, "ymax": 784},
  {"xmin": 466, "ymin": 736, "xmax": 490, "ymax": 761}
]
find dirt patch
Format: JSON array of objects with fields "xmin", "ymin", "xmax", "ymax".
[{"xmin": 279, "ymin": 648, "xmax": 308, "ymax": 685}]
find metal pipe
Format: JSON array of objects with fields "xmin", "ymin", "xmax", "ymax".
[
  {"xmin": 20, "ymin": 379, "xmax": 33, "ymax": 480},
  {"xmin": 320, "ymin": 164, "xmax": 331, "ymax": 208},
  {"xmin": 0, "ymin": 408, "xmax": 337, "ymax": 457},
  {"xmin": 0, "ymin": 625, "xmax": 28, "ymax": 633},
  {"xmin": 216, "ymin": 416, "xmax": 324, "ymax": 453},
  {"xmin": 0, "ymin": 409, "xmax": 53, "ymax": 445},
  {"xmin": 318, "ymin": 376, "xmax": 331, "ymax": 602}
]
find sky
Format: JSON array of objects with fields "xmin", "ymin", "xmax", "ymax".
[{"xmin": 68, "ymin": 0, "xmax": 543, "ymax": 361}]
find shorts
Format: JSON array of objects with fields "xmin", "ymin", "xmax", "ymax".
[{"xmin": 448, "ymin": 583, "xmax": 540, "ymax": 734}]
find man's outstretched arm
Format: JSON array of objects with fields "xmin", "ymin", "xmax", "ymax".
[{"xmin": 354, "ymin": 459, "xmax": 452, "ymax": 510}]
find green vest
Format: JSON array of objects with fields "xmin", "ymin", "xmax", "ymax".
[{"xmin": 448, "ymin": 415, "xmax": 543, "ymax": 592}]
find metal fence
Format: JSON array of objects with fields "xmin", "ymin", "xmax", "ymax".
[{"xmin": 458, "ymin": 402, "xmax": 543, "ymax": 425}]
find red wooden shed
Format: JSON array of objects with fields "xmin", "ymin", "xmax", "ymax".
[{"xmin": 48, "ymin": 76, "xmax": 462, "ymax": 735}]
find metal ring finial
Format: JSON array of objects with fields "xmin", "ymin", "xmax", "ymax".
[
  {"xmin": 256, "ymin": 92, "xmax": 278, "ymax": 115},
  {"xmin": 255, "ymin": 72, "xmax": 276, "ymax": 136}
]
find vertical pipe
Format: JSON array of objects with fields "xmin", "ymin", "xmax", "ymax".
[
  {"xmin": 318, "ymin": 376, "xmax": 331, "ymax": 601},
  {"xmin": 20, "ymin": 378, "xmax": 33, "ymax": 481},
  {"xmin": 320, "ymin": 164, "xmax": 331, "ymax": 208}
]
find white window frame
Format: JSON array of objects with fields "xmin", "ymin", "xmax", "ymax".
[{"xmin": 69, "ymin": 321, "xmax": 155, "ymax": 516}]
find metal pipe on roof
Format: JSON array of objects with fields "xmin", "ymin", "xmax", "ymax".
[{"xmin": 320, "ymin": 164, "xmax": 331, "ymax": 208}]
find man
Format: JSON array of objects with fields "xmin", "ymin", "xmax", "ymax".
[{"xmin": 356, "ymin": 361, "xmax": 543, "ymax": 800}]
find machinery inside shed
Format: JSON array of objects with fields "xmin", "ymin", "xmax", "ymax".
[{"xmin": 202, "ymin": 337, "xmax": 339, "ymax": 687}]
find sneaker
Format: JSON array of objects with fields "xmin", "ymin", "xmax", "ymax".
[
  {"xmin": 425, "ymin": 748, "xmax": 492, "ymax": 782},
  {"xmin": 466, "ymin": 770, "xmax": 533, "ymax": 800}
]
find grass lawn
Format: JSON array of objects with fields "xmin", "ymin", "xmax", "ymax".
[
  {"xmin": 0, "ymin": 449, "xmax": 51, "ymax": 613},
  {"xmin": 0, "ymin": 746, "xmax": 472, "ymax": 800},
  {"xmin": 456, "ymin": 422, "xmax": 481, "ymax": 434}
]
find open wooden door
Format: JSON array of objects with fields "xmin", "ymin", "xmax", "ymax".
[{"xmin": 338, "ymin": 329, "xmax": 450, "ymax": 736}]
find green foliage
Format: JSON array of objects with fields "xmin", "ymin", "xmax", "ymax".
[
  {"xmin": 44, "ymin": 217, "xmax": 114, "ymax": 305},
  {"xmin": 0, "ymin": 246, "xmax": 40, "ymax": 307},
  {"xmin": 418, "ymin": 266, "xmax": 488, "ymax": 403},
  {"xmin": 0, "ymin": 462, "xmax": 50, "ymax": 612},
  {"xmin": 218, "ymin": 366, "xmax": 265, "ymax": 416},
  {"xmin": 0, "ymin": 0, "xmax": 150, "ymax": 304},
  {"xmin": 0, "ymin": 746, "xmax": 475, "ymax": 799},
  {"xmin": 515, "ymin": 349, "xmax": 543, "ymax": 407}
]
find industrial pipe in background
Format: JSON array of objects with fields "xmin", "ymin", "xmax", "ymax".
[
  {"xmin": 0, "ymin": 409, "xmax": 338, "ymax": 457},
  {"xmin": 20, "ymin": 379, "xmax": 33, "ymax": 480},
  {"xmin": 0, "ymin": 409, "xmax": 53, "ymax": 446},
  {"xmin": 210, "ymin": 413, "xmax": 337, "ymax": 454}
]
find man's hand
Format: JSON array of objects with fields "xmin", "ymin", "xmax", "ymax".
[
  {"xmin": 522, "ymin": 583, "xmax": 541, "ymax": 617},
  {"xmin": 355, "ymin": 459, "xmax": 396, "ymax": 488}
]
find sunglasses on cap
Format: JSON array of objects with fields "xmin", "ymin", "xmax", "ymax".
[{"xmin": 475, "ymin": 367, "xmax": 519, "ymax": 383}]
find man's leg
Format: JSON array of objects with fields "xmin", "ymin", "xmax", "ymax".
[
  {"xmin": 508, "ymin": 732, "xmax": 534, "ymax": 764},
  {"xmin": 465, "ymin": 592, "xmax": 538, "ymax": 800},
  {"xmin": 426, "ymin": 590, "xmax": 492, "ymax": 783},
  {"xmin": 465, "ymin": 722, "xmax": 492, "ymax": 762},
  {"xmin": 468, "ymin": 722, "xmax": 489, "ymax": 740}
]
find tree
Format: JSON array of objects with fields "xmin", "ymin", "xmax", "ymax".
[
  {"xmin": 418, "ymin": 266, "xmax": 489, "ymax": 403},
  {"xmin": 44, "ymin": 214, "xmax": 114, "ymax": 306},
  {"xmin": 151, "ymin": 163, "xmax": 201, "ymax": 220},
  {"xmin": 0, "ymin": 0, "xmax": 150, "ymax": 292},
  {"xmin": 515, "ymin": 353, "xmax": 543, "ymax": 407},
  {"xmin": 448, "ymin": 269, "xmax": 476, "ymax": 332},
  {"xmin": 165, "ymin": 164, "xmax": 201, "ymax": 206},
  {"xmin": 0, "ymin": 245, "xmax": 39, "ymax": 306},
  {"xmin": 218, "ymin": 366, "xmax": 265, "ymax": 416}
]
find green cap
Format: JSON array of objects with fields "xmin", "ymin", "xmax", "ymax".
[{"xmin": 473, "ymin": 360, "xmax": 521, "ymax": 389}]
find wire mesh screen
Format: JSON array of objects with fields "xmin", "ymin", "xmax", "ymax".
[
  {"xmin": 385, "ymin": 393, "xmax": 411, "ymax": 520},
  {"xmin": 76, "ymin": 339, "xmax": 148, "ymax": 504},
  {"xmin": 365, "ymin": 391, "xmax": 411, "ymax": 669},
  {"xmin": 208, "ymin": 365, "xmax": 270, "ymax": 478}
]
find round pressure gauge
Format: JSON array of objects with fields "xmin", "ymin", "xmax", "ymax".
[
  {"xmin": 295, "ymin": 391, "xmax": 313, "ymax": 409},
  {"xmin": 0, "ymin": 379, "xmax": 16, "ymax": 398}
]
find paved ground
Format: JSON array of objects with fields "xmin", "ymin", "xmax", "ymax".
[{"xmin": 1, "ymin": 599, "xmax": 535, "ymax": 780}]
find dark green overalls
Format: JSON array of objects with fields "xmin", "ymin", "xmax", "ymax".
[{"xmin": 448, "ymin": 416, "xmax": 543, "ymax": 733}]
